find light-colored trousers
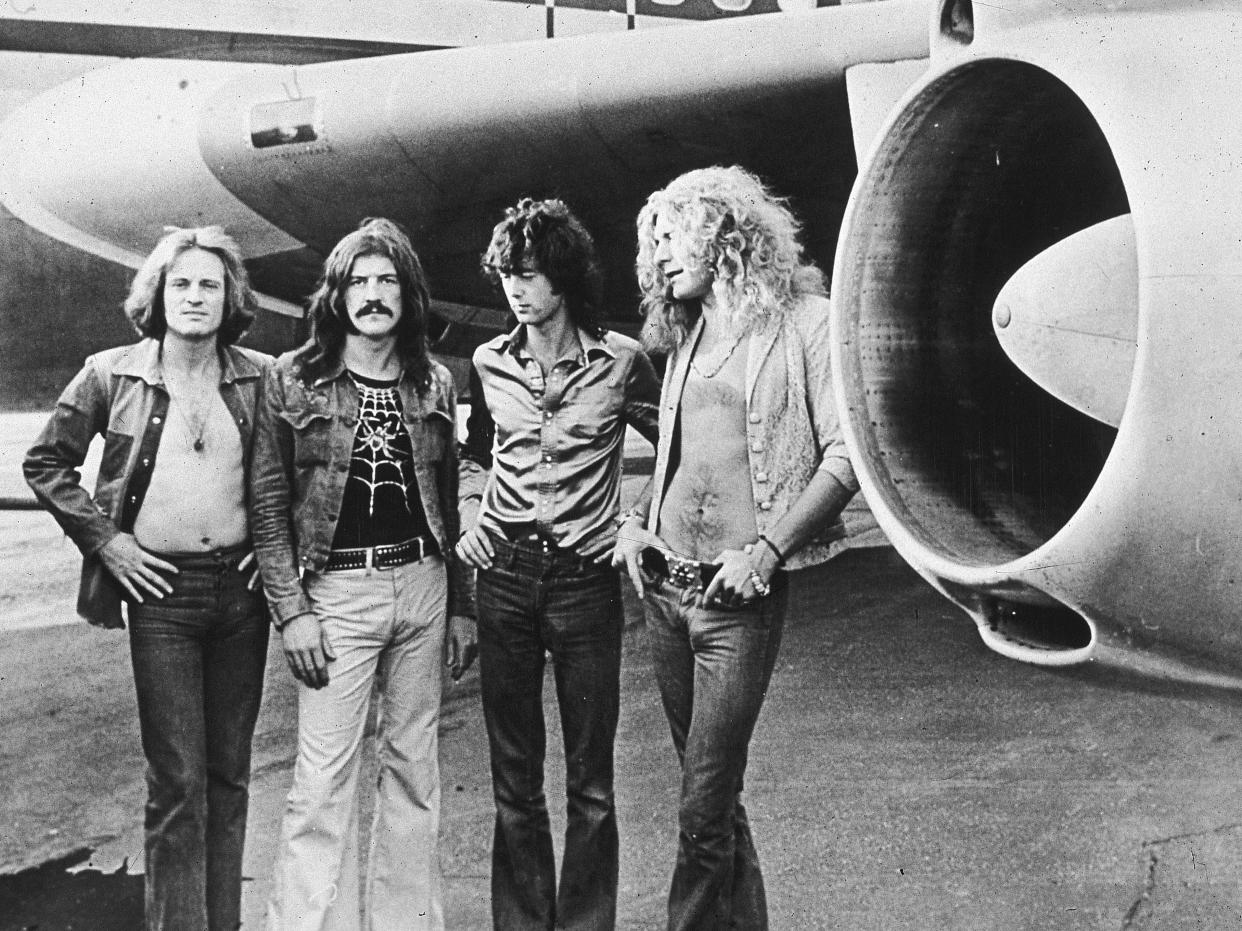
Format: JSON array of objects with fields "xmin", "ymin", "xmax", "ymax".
[{"xmin": 266, "ymin": 557, "xmax": 447, "ymax": 931}]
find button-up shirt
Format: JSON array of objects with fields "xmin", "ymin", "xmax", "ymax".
[{"xmin": 471, "ymin": 325, "xmax": 660, "ymax": 559}]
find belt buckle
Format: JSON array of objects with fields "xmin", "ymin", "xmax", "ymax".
[{"xmin": 668, "ymin": 556, "xmax": 700, "ymax": 590}]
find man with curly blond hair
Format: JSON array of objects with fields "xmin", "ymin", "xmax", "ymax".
[{"xmin": 613, "ymin": 166, "xmax": 859, "ymax": 930}]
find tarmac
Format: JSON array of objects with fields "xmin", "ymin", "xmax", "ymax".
[{"xmin": 3, "ymin": 413, "xmax": 1242, "ymax": 929}]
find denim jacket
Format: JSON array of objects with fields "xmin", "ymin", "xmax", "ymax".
[
  {"xmin": 249, "ymin": 349, "xmax": 469, "ymax": 628},
  {"xmin": 23, "ymin": 339, "xmax": 271, "ymax": 628},
  {"xmin": 648, "ymin": 295, "xmax": 859, "ymax": 571}
]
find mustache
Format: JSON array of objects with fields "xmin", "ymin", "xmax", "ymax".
[{"xmin": 355, "ymin": 300, "xmax": 394, "ymax": 318}]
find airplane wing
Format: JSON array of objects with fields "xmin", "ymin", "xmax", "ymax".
[
  {"xmin": 0, "ymin": 0, "xmax": 692, "ymax": 61},
  {"xmin": 0, "ymin": 0, "xmax": 932, "ymax": 385}
]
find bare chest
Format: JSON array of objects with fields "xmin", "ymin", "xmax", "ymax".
[{"xmin": 657, "ymin": 345, "xmax": 757, "ymax": 559}]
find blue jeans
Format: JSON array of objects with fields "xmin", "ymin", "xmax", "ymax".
[
  {"xmin": 644, "ymin": 572, "xmax": 789, "ymax": 931},
  {"xmin": 476, "ymin": 537, "xmax": 623, "ymax": 931},
  {"xmin": 127, "ymin": 546, "xmax": 269, "ymax": 931}
]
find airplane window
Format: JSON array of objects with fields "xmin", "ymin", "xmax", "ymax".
[{"xmin": 250, "ymin": 98, "xmax": 318, "ymax": 149}]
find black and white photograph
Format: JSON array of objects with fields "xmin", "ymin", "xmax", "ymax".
[{"xmin": 2, "ymin": 1, "xmax": 1241, "ymax": 928}]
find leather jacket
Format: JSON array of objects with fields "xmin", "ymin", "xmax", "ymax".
[{"xmin": 23, "ymin": 339, "xmax": 270, "ymax": 628}]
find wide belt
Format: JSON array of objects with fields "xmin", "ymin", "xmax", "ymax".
[
  {"xmin": 641, "ymin": 547, "xmax": 721, "ymax": 591},
  {"xmin": 324, "ymin": 536, "xmax": 436, "ymax": 572}
]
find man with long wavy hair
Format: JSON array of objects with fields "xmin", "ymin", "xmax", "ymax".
[
  {"xmin": 251, "ymin": 217, "xmax": 476, "ymax": 931},
  {"xmin": 457, "ymin": 197, "xmax": 659, "ymax": 930},
  {"xmin": 26, "ymin": 226, "xmax": 271, "ymax": 931},
  {"xmin": 614, "ymin": 167, "xmax": 859, "ymax": 930}
]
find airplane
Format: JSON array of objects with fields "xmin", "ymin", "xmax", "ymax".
[
  {"xmin": 0, "ymin": 0, "xmax": 922, "ymax": 410},
  {"xmin": 0, "ymin": 0, "xmax": 669, "ymax": 414},
  {"xmin": 14, "ymin": 0, "xmax": 1235, "ymax": 685},
  {"xmin": 829, "ymin": 0, "xmax": 1242, "ymax": 681}
]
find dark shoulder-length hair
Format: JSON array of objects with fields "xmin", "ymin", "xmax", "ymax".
[
  {"xmin": 123, "ymin": 226, "xmax": 257, "ymax": 345},
  {"xmin": 481, "ymin": 197, "xmax": 605, "ymax": 339},
  {"xmin": 298, "ymin": 217, "xmax": 433, "ymax": 388}
]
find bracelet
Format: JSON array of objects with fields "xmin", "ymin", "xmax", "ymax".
[
  {"xmin": 758, "ymin": 534, "xmax": 785, "ymax": 567},
  {"xmin": 748, "ymin": 569, "xmax": 771, "ymax": 598},
  {"xmin": 615, "ymin": 510, "xmax": 646, "ymax": 530}
]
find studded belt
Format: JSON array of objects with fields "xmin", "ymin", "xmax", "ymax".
[
  {"xmin": 324, "ymin": 536, "xmax": 436, "ymax": 572},
  {"xmin": 640, "ymin": 547, "xmax": 721, "ymax": 591}
]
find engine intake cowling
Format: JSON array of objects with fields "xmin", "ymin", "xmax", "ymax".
[{"xmin": 832, "ymin": 1, "xmax": 1242, "ymax": 674}]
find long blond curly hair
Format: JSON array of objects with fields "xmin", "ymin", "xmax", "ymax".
[{"xmin": 636, "ymin": 166, "xmax": 825, "ymax": 352}]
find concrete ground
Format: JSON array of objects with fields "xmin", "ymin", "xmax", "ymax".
[
  {"xmin": 3, "ymin": 412, "xmax": 1242, "ymax": 929},
  {"xmin": 4, "ymin": 544, "xmax": 1242, "ymax": 930}
]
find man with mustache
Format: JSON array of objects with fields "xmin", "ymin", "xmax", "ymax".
[
  {"xmin": 250, "ymin": 217, "xmax": 476, "ymax": 931},
  {"xmin": 456, "ymin": 197, "xmax": 660, "ymax": 930}
]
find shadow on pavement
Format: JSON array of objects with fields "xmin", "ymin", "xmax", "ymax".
[{"xmin": 0, "ymin": 848, "xmax": 143, "ymax": 931}]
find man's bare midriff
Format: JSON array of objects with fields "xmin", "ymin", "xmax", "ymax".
[
  {"xmin": 133, "ymin": 393, "xmax": 249, "ymax": 553},
  {"xmin": 657, "ymin": 346, "xmax": 757, "ymax": 563}
]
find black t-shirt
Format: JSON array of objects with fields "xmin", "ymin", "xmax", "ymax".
[{"xmin": 330, "ymin": 371, "xmax": 434, "ymax": 550}]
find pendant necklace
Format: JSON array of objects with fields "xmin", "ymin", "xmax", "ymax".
[
  {"xmin": 690, "ymin": 328, "xmax": 747, "ymax": 380},
  {"xmin": 164, "ymin": 372, "xmax": 214, "ymax": 453}
]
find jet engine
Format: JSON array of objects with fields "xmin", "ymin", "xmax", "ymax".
[{"xmin": 831, "ymin": 0, "xmax": 1242, "ymax": 676}]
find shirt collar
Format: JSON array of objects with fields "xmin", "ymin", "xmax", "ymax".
[
  {"xmin": 113, "ymin": 338, "xmax": 164, "ymax": 386},
  {"xmin": 498, "ymin": 324, "xmax": 614, "ymax": 364},
  {"xmin": 112, "ymin": 338, "xmax": 256, "ymax": 387},
  {"xmin": 311, "ymin": 354, "xmax": 348, "ymax": 387},
  {"xmin": 578, "ymin": 327, "xmax": 615, "ymax": 362}
]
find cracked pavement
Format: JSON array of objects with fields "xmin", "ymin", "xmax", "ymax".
[{"xmin": 4, "ymin": 531, "xmax": 1242, "ymax": 927}]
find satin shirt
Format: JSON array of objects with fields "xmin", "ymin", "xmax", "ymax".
[{"xmin": 470, "ymin": 325, "xmax": 660, "ymax": 560}]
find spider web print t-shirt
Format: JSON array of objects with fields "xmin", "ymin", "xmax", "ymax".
[{"xmin": 329, "ymin": 371, "xmax": 434, "ymax": 550}]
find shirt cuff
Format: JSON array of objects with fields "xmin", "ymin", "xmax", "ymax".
[
  {"xmin": 818, "ymin": 455, "xmax": 860, "ymax": 494},
  {"xmin": 267, "ymin": 592, "xmax": 314, "ymax": 630}
]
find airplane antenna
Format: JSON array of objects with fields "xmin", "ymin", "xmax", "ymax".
[
  {"xmin": 546, "ymin": 0, "xmax": 555, "ymax": 38},
  {"xmin": 280, "ymin": 71, "xmax": 304, "ymax": 102}
]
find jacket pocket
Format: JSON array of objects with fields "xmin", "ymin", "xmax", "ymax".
[
  {"xmin": 409, "ymin": 409, "xmax": 451, "ymax": 464},
  {"xmin": 277, "ymin": 407, "xmax": 335, "ymax": 465}
]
